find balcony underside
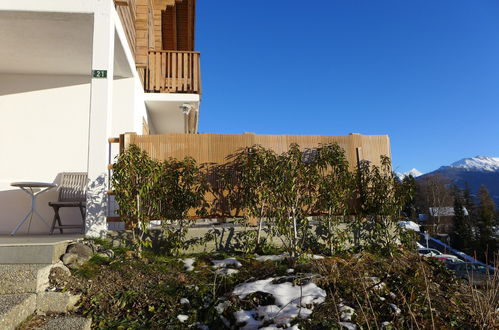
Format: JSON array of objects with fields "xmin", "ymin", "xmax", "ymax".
[
  {"xmin": 145, "ymin": 93, "xmax": 199, "ymax": 134},
  {"xmin": 0, "ymin": 11, "xmax": 133, "ymax": 78}
]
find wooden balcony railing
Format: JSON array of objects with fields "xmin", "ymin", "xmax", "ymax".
[{"xmin": 145, "ymin": 50, "xmax": 201, "ymax": 94}]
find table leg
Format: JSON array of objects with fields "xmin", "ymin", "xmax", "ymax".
[
  {"xmin": 33, "ymin": 208, "xmax": 50, "ymax": 228},
  {"xmin": 11, "ymin": 185, "xmax": 55, "ymax": 235},
  {"xmin": 10, "ymin": 209, "xmax": 34, "ymax": 235}
]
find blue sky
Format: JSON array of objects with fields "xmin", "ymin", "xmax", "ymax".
[{"xmin": 195, "ymin": 0, "xmax": 499, "ymax": 174}]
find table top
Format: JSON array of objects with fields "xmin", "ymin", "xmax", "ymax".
[{"xmin": 11, "ymin": 182, "xmax": 57, "ymax": 188}]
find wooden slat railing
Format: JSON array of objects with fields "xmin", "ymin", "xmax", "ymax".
[
  {"xmin": 146, "ymin": 50, "xmax": 201, "ymax": 94},
  {"xmin": 115, "ymin": 0, "xmax": 137, "ymax": 60}
]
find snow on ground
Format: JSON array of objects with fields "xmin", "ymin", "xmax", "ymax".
[
  {"xmin": 389, "ymin": 303, "xmax": 401, "ymax": 315},
  {"xmin": 182, "ymin": 258, "xmax": 195, "ymax": 272},
  {"xmin": 177, "ymin": 314, "xmax": 189, "ymax": 323},
  {"xmin": 339, "ymin": 303, "xmax": 355, "ymax": 322},
  {"xmin": 369, "ymin": 277, "xmax": 387, "ymax": 291},
  {"xmin": 398, "ymin": 221, "xmax": 420, "ymax": 232},
  {"xmin": 232, "ymin": 277, "xmax": 326, "ymax": 329},
  {"xmin": 338, "ymin": 322, "xmax": 357, "ymax": 330},
  {"xmin": 306, "ymin": 254, "xmax": 325, "ymax": 260},
  {"xmin": 255, "ymin": 254, "xmax": 289, "ymax": 262},
  {"xmin": 260, "ymin": 324, "xmax": 300, "ymax": 330},
  {"xmin": 215, "ymin": 268, "xmax": 239, "ymax": 276},
  {"xmin": 211, "ymin": 258, "xmax": 242, "ymax": 268},
  {"xmin": 255, "ymin": 254, "xmax": 324, "ymax": 262}
]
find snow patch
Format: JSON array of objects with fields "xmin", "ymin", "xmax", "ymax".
[
  {"xmin": 232, "ymin": 277, "xmax": 326, "ymax": 329},
  {"xmin": 182, "ymin": 258, "xmax": 195, "ymax": 272},
  {"xmin": 255, "ymin": 254, "xmax": 289, "ymax": 262},
  {"xmin": 215, "ymin": 268, "xmax": 239, "ymax": 276},
  {"xmin": 369, "ymin": 277, "xmax": 386, "ymax": 291},
  {"xmin": 339, "ymin": 322, "xmax": 358, "ymax": 330},
  {"xmin": 215, "ymin": 301, "xmax": 231, "ymax": 314},
  {"xmin": 212, "ymin": 258, "xmax": 242, "ymax": 268},
  {"xmin": 389, "ymin": 303, "xmax": 401, "ymax": 315},
  {"xmin": 177, "ymin": 314, "xmax": 189, "ymax": 323},
  {"xmin": 398, "ymin": 221, "xmax": 420, "ymax": 232},
  {"xmin": 339, "ymin": 303, "xmax": 355, "ymax": 321}
]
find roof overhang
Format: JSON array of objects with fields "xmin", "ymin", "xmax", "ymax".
[{"xmin": 0, "ymin": 10, "xmax": 132, "ymax": 78}]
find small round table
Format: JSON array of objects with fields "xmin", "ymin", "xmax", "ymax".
[{"xmin": 10, "ymin": 182, "xmax": 57, "ymax": 235}]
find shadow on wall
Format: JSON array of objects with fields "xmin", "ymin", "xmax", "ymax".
[
  {"xmin": 0, "ymin": 74, "xmax": 90, "ymax": 96},
  {"xmin": 85, "ymin": 174, "xmax": 108, "ymax": 238},
  {"xmin": 0, "ymin": 173, "xmax": 85, "ymax": 235}
]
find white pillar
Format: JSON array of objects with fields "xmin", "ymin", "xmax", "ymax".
[{"xmin": 85, "ymin": 0, "xmax": 115, "ymax": 237}]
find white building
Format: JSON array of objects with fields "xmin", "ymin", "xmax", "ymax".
[{"xmin": 0, "ymin": 0, "xmax": 200, "ymax": 236}]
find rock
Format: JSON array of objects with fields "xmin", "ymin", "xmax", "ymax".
[
  {"xmin": 98, "ymin": 249, "xmax": 114, "ymax": 259},
  {"xmin": 66, "ymin": 243, "xmax": 94, "ymax": 259},
  {"xmin": 62, "ymin": 243, "xmax": 96, "ymax": 269},
  {"xmin": 48, "ymin": 263, "xmax": 71, "ymax": 290},
  {"xmin": 61, "ymin": 253, "xmax": 78, "ymax": 266}
]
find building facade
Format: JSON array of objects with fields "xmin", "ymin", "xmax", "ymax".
[{"xmin": 0, "ymin": 0, "xmax": 200, "ymax": 235}]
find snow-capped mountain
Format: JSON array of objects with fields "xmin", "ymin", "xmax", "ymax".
[
  {"xmin": 420, "ymin": 156, "xmax": 499, "ymax": 204},
  {"xmin": 397, "ymin": 168, "xmax": 423, "ymax": 180},
  {"xmin": 446, "ymin": 156, "xmax": 499, "ymax": 172}
]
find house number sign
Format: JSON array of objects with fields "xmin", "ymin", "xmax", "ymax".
[{"xmin": 92, "ymin": 70, "xmax": 108, "ymax": 78}]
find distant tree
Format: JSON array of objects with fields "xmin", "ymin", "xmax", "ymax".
[
  {"xmin": 401, "ymin": 175, "xmax": 417, "ymax": 220},
  {"xmin": 415, "ymin": 174, "xmax": 453, "ymax": 234},
  {"xmin": 451, "ymin": 186, "xmax": 473, "ymax": 254},
  {"xmin": 476, "ymin": 185, "xmax": 498, "ymax": 263},
  {"xmin": 463, "ymin": 182, "xmax": 475, "ymax": 215}
]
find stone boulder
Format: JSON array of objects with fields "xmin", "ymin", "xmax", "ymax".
[{"xmin": 61, "ymin": 241, "xmax": 114, "ymax": 269}]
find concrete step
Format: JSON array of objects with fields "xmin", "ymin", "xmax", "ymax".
[
  {"xmin": 0, "ymin": 293, "xmax": 36, "ymax": 330},
  {"xmin": 36, "ymin": 316, "xmax": 92, "ymax": 330},
  {"xmin": 36, "ymin": 291, "xmax": 81, "ymax": 314},
  {"xmin": 0, "ymin": 235, "xmax": 81, "ymax": 264},
  {"xmin": 0, "ymin": 263, "xmax": 64, "ymax": 295}
]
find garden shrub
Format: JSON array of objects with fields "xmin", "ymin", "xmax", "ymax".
[{"xmin": 113, "ymin": 143, "xmax": 415, "ymax": 258}]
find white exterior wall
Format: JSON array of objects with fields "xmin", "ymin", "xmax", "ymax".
[
  {"xmin": 0, "ymin": 0, "xmax": 155, "ymax": 235},
  {"xmin": 0, "ymin": 74, "xmax": 91, "ymax": 234},
  {"xmin": 112, "ymin": 77, "xmax": 148, "ymax": 136}
]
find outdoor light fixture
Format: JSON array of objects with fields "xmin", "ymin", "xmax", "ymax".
[{"xmin": 180, "ymin": 103, "xmax": 193, "ymax": 115}]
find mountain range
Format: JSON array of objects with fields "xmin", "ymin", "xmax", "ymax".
[
  {"xmin": 411, "ymin": 156, "xmax": 499, "ymax": 204},
  {"xmin": 397, "ymin": 168, "xmax": 423, "ymax": 180}
]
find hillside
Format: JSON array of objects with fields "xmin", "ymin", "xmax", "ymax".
[
  {"xmin": 420, "ymin": 156, "xmax": 499, "ymax": 204},
  {"xmin": 22, "ymin": 244, "xmax": 497, "ymax": 330}
]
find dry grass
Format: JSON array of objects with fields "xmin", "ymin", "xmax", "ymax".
[{"xmin": 466, "ymin": 262, "xmax": 499, "ymax": 329}]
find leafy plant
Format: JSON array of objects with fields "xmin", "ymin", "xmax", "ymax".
[
  {"xmin": 112, "ymin": 145, "xmax": 156, "ymax": 256},
  {"xmin": 112, "ymin": 146, "xmax": 206, "ymax": 256},
  {"xmin": 230, "ymin": 146, "xmax": 278, "ymax": 248},
  {"xmin": 314, "ymin": 143, "xmax": 355, "ymax": 255},
  {"xmin": 355, "ymin": 156, "xmax": 414, "ymax": 254}
]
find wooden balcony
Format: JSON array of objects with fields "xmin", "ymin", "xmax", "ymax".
[{"xmin": 144, "ymin": 50, "xmax": 201, "ymax": 94}]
